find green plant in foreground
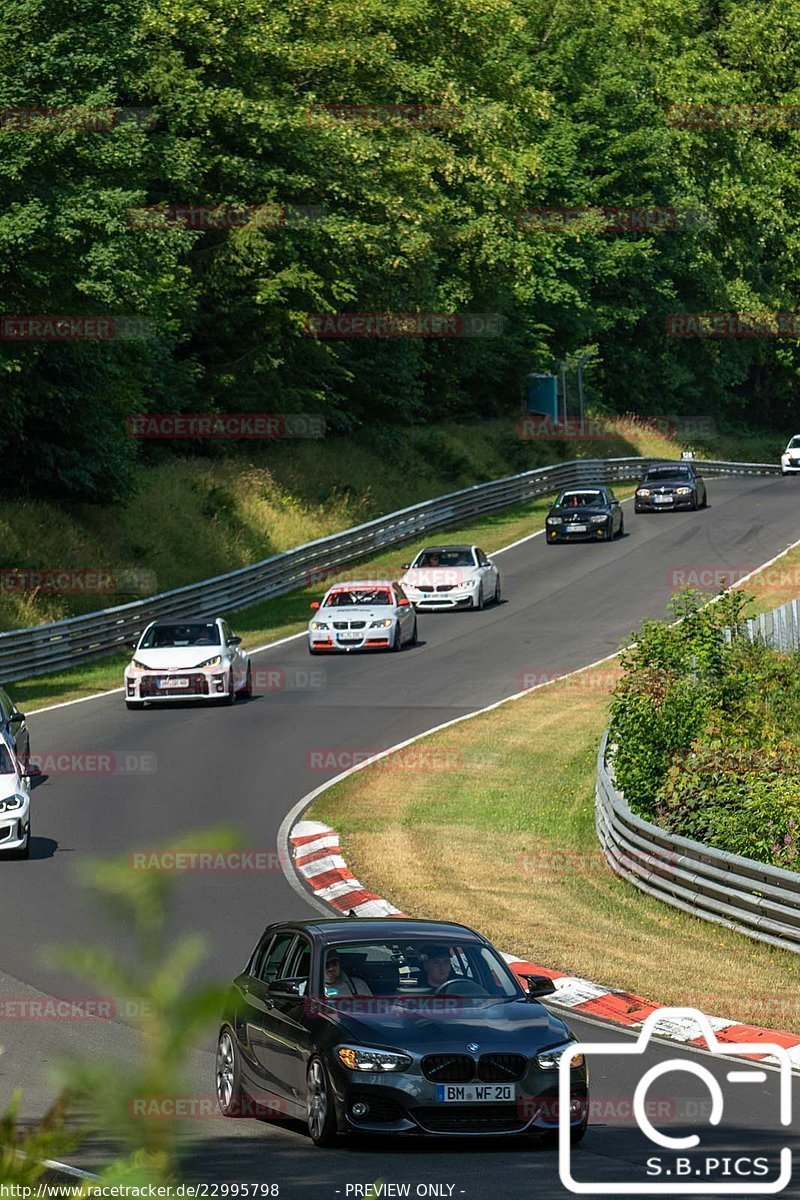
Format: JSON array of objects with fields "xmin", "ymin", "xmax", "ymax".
[{"xmin": 0, "ymin": 828, "xmax": 243, "ymax": 1185}]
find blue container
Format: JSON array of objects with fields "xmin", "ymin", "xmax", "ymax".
[{"xmin": 524, "ymin": 373, "xmax": 559, "ymax": 421}]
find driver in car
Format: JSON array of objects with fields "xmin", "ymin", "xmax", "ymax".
[{"xmin": 420, "ymin": 944, "xmax": 456, "ymax": 991}]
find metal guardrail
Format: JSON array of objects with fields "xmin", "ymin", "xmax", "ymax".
[
  {"xmin": 0, "ymin": 455, "xmax": 780, "ymax": 684},
  {"xmin": 597, "ymin": 588, "xmax": 800, "ymax": 955}
]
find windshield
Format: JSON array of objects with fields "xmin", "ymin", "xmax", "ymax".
[
  {"xmin": 321, "ymin": 939, "xmax": 522, "ymax": 999},
  {"xmin": 555, "ymin": 490, "xmax": 604, "ymax": 508},
  {"xmin": 140, "ymin": 622, "xmax": 221, "ymax": 648},
  {"xmin": 412, "ymin": 549, "xmax": 475, "ymax": 569},
  {"xmin": 0, "ymin": 745, "xmax": 15, "ymax": 775},
  {"xmin": 323, "ymin": 588, "xmax": 393, "ymax": 607},
  {"xmin": 788, "ymin": 438, "xmax": 800, "ymax": 449},
  {"xmin": 644, "ymin": 466, "xmax": 692, "ymax": 481}
]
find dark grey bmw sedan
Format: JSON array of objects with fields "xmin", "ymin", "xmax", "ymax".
[{"xmin": 216, "ymin": 917, "xmax": 589, "ymax": 1146}]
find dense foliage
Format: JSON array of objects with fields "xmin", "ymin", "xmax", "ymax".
[
  {"xmin": 609, "ymin": 590, "xmax": 800, "ymax": 870},
  {"xmin": 3, "ymin": 0, "xmax": 800, "ymax": 497}
]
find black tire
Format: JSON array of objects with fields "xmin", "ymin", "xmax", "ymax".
[
  {"xmin": 125, "ymin": 700, "xmax": 145, "ymax": 711},
  {"xmin": 237, "ymin": 662, "xmax": 253, "ymax": 698},
  {"xmin": 701, "ymin": 491, "xmax": 708, "ymax": 509},
  {"xmin": 494, "ymin": 576, "xmax": 502, "ymax": 603},
  {"xmin": 223, "ymin": 672, "xmax": 236, "ymax": 704},
  {"xmin": 617, "ymin": 516, "xmax": 624, "ymax": 538},
  {"xmin": 408, "ymin": 617, "xmax": 418, "ymax": 645},
  {"xmin": 547, "ymin": 536, "xmax": 559, "ymax": 545},
  {"xmin": 390, "ymin": 624, "xmax": 402, "ymax": 652},
  {"xmin": 306, "ymin": 1057, "xmax": 338, "ymax": 1147},
  {"xmin": 473, "ymin": 586, "xmax": 485, "ymax": 611},
  {"xmin": 216, "ymin": 1027, "xmax": 249, "ymax": 1117}
]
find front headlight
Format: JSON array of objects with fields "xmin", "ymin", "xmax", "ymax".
[
  {"xmin": 637, "ymin": 488, "xmax": 651, "ymax": 497},
  {"xmin": 195, "ymin": 655, "xmax": 222, "ymax": 668},
  {"xmin": 589, "ymin": 515, "xmax": 608, "ymax": 524},
  {"xmin": 675, "ymin": 487, "xmax": 692, "ymax": 495},
  {"xmin": 370, "ymin": 619, "xmax": 393, "ymax": 628},
  {"xmin": 0, "ymin": 794, "xmax": 26, "ymax": 813},
  {"xmin": 310, "ymin": 622, "xmax": 329, "ymax": 631},
  {"xmin": 547, "ymin": 517, "xmax": 563, "ymax": 526},
  {"xmin": 536, "ymin": 1041, "xmax": 585, "ymax": 1071},
  {"xmin": 131, "ymin": 659, "xmax": 148, "ymax": 670},
  {"xmin": 337, "ymin": 1046, "xmax": 412, "ymax": 1072}
]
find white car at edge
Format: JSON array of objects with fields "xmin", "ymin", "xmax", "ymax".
[
  {"xmin": 0, "ymin": 732, "xmax": 32, "ymax": 860},
  {"xmin": 308, "ymin": 580, "xmax": 417, "ymax": 653},
  {"xmin": 399, "ymin": 544, "xmax": 501, "ymax": 611},
  {"xmin": 781, "ymin": 436, "xmax": 800, "ymax": 475},
  {"xmin": 124, "ymin": 616, "xmax": 252, "ymax": 709}
]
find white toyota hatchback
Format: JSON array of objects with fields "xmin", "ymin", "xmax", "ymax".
[
  {"xmin": 307, "ymin": 581, "xmax": 417, "ymax": 653},
  {"xmin": 781, "ymin": 436, "xmax": 800, "ymax": 475},
  {"xmin": 124, "ymin": 616, "xmax": 252, "ymax": 709}
]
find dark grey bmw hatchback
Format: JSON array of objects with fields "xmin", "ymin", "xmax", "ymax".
[{"xmin": 216, "ymin": 917, "xmax": 589, "ymax": 1146}]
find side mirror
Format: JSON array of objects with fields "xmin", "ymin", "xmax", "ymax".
[
  {"xmin": 228, "ymin": 635, "xmax": 241, "ymax": 646},
  {"xmin": 10, "ymin": 710, "xmax": 24, "ymax": 725},
  {"xmin": 522, "ymin": 973, "xmax": 557, "ymax": 1000},
  {"xmin": 310, "ymin": 601, "xmax": 320, "ymax": 611},
  {"xmin": 401, "ymin": 563, "xmax": 411, "ymax": 570},
  {"xmin": 125, "ymin": 640, "xmax": 138, "ymax": 652},
  {"xmin": 24, "ymin": 763, "xmax": 42, "ymax": 778},
  {"xmin": 398, "ymin": 598, "xmax": 410, "ymax": 607},
  {"xmin": 266, "ymin": 978, "xmax": 304, "ymax": 998}
]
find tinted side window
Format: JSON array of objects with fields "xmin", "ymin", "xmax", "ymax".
[
  {"xmin": 476, "ymin": 549, "xmax": 488, "ymax": 566},
  {"xmin": 255, "ymin": 933, "xmax": 295, "ymax": 984},
  {"xmin": 282, "ymin": 937, "xmax": 312, "ymax": 982}
]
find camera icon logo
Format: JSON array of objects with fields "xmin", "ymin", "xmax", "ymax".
[{"xmin": 558, "ymin": 1007, "xmax": 793, "ymax": 1194}]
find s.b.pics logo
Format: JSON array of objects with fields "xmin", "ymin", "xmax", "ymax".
[{"xmin": 559, "ymin": 1008, "xmax": 792, "ymax": 1195}]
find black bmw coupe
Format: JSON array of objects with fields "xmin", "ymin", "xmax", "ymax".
[
  {"xmin": 634, "ymin": 462, "xmax": 707, "ymax": 512},
  {"xmin": 216, "ymin": 917, "xmax": 589, "ymax": 1146}
]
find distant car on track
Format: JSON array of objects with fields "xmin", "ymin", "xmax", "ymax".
[
  {"xmin": 0, "ymin": 732, "xmax": 32, "ymax": 860},
  {"xmin": 545, "ymin": 486, "xmax": 623, "ymax": 544},
  {"xmin": 634, "ymin": 462, "xmax": 707, "ymax": 512},
  {"xmin": 308, "ymin": 581, "xmax": 417, "ymax": 654},
  {"xmin": 781, "ymin": 436, "xmax": 800, "ymax": 475},
  {"xmin": 399, "ymin": 545, "xmax": 500, "ymax": 610},
  {"xmin": 124, "ymin": 616, "xmax": 251, "ymax": 709},
  {"xmin": 215, "ymin": 916, "xmax": 589, "ymax": 1146}
]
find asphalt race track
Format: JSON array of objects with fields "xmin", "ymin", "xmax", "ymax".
[{"xmin": 3, "ymin": 473, "xmax": 800, "ymax": 1197}]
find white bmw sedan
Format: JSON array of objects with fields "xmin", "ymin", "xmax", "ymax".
[
  {"xmin": 400, "ymin": 544, "xmax": 501, "ymax": 611},
  {"xmin": 307, "ymin": 581, "xmax": 417, "ymax": 653},
  {"xmin": 124, "ymin": 616, "xmax": 252, "ymax": 709},
  {"xmin": 0, "ymin": 733, "xmax": 31, "ymax": 860},
  {"xmin": 781, "ymin": 436, "xmax": 800, "ymax": 475}
]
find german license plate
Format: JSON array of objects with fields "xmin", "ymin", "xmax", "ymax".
[
  {"xmin": 157, "ymin": 678, "xmax": 190, "ymax": 689},
  {"xmin": 566, "ymin": 524, "xmax": 587, "ymax": 533},
  {"xmin": 654, "ymin": 495, "xmax": 672, "ymax": 504},
  {"xmin": 436, "ymin": 1084, "xmax": 515, "ymax": 1103},
  {"xmin": 338, "ymin": 632, "xmax": 362, "ymax": 642}
]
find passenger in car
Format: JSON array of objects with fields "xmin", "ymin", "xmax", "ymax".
[{"xmin": 324, "ymin": 951, "xmax": 372, "ymax": 997}]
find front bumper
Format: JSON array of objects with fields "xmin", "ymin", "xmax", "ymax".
[
  {"xmin": 0, "ymin": 805, "xmax": 30, "ymax": 852},
  {"xmin": 125, "ymin": 671, "xmax": 231, "ymax": 701},
  {"xmin": 634, "ymin": 495, "xmax": 695, "ymax": 511},
  {"xmin": 547, "ymin": 523, "xmax": 610, "ymax": 542},
  {"xmin": 405, "ymin": 589, "xmax": 477, "ymax": 610},
  {"xmin": 782, "ymin": 460, "xmax": 800, "ymax": 474},
  {"xmin": 326, "ymin": 1054, "xmax": 588, "ymax": 1138},
  {"xmin": 308, "ymin": 633, "xmax": 393, "ymax": 652}
]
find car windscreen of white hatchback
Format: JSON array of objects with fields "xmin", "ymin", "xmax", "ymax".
[{"xmin": 140, "ymin": 623, "xmax": 221, "ymax": 647}]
